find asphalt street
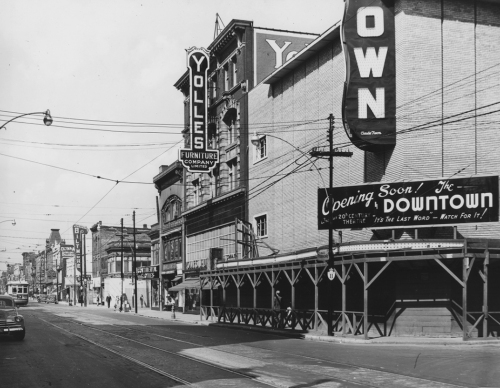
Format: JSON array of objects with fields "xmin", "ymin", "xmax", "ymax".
[{"xmin": 1, "ymin": 303, "xmax": 499, "ymax": 388}]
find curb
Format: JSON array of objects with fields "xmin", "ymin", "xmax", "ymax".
[{"xmin": 43, "ymin": 304, "xmax": 500, "ymax": 346}]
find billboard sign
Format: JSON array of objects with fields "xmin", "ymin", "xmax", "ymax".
[
  {"xmin": 341, "ymin": 0, "xmax": 396, "ymax": 151},
  {"xmin": 179, "ymin": 47, "xmax": 219, "ymax": 173},
  {"xmin": 254, "ymin": 29, "xmax": 317, "ymax": 85},
  {"xmin": 318, "ymin": 176, "xmax": 499, "ymax": 230}
]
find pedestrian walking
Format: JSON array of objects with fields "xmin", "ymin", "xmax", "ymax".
[
  {"xmin": 273, "ymin": 290, "xmax": 282, "ymax": 328},
  {"xmin": 96, "ymin": 295, "xmax": 100, "ymax": 306},
  {"xmin": 273, "ymin": 290, "xmax": 282, "ymax": 310},
  {"xmin": 106, "ymin": 294, "xmax": 111, "ymax": 308},
  {"xmin": 140, "ymin": 294, "xmax": 144, "ymax": 308}
]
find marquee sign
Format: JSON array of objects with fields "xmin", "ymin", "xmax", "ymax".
[
  {"xmin": 341, "ymin": 0, "xmax": 396, "ymax": 151},
  {"xmin": 318, "ymin": 176, "xmax": 499, "ymax": 230},
  {"xmin": 179, "ymin": 47, "xmax": 219, "ymax": 173}
]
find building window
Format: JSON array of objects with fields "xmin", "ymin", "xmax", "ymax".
[
  {"xmin": 209, "ymin": 167, "xmax": 219, "ymax": 198},
  {"xmin": 228, "ymin": 123, "xmax": 233, "ymax": 144},
  {"xmin": 164, "ymin": 236, "xmax": 182, "ymax": 262},
  {"xmin": 227, "ymin": 159, "xmax": 237, "ymax": 191},
  {"xmin": 255, "ymin": 214, "xmax": 268, "ymax": 238},
  {"xmin": 224, "ymin": 64, "xmax": 229, "ymax": 92},
  {"xmin": 231, "ymin": 56, "xmax": 237, "ymax": 87},
  {"xmin": 192, "ymin": 178, "xmax": 200, "ymax": 206},
  {"xmin": 211, "ymin": 75, "xmax": 217, "ymax": 100},
  {"xmin": 254, "ymin": 135, "xmax": 267, "ymax": 162},
  {"xmin": 162, "ymin": 196, "xmax": 182, "ymax": 223}
]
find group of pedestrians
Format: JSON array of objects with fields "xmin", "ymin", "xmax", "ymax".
[{"xmin": 94, "ymin": 294, "xmax": 146, "ymax": 311}]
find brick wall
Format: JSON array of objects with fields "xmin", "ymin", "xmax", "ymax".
[{"xmin": 249, "ymin": 0, "xmax": 500, "ymax": 255}]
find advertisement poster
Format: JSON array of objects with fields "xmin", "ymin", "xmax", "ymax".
[{"xmin": 318, "ymin": 176, "xmax": 499, "ymax": 230}]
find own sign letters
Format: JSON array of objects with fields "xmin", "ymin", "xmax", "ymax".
[{"xmin": 341, "ymin": 0, "xmax": 396, "ymax": 151}]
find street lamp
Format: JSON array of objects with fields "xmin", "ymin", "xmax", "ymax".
[
  {"xmin": 0, "ymin": 110, "xmax": 53, "ymax": 130},
  {"xmin": 0, "ymin": 219, "xmax": 16, "ymax": 226}
]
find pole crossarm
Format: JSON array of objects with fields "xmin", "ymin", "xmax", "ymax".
[{"xmin": 309, "ymin": 148, "xmax": 353, "ymax": 158}]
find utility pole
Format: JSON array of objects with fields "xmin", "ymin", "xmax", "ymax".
[
  {"xmin": 56, "ymin": 258, "xmax": 59, "ymax": 303},
  {"xmin": 133, "ymin": 211, "xmax": 138, "ymax": 314},
  {"xmin": 327, "ymin": 114, "xmax": 334, "ymax": 336},
  {"xmin": 310, "ymin": 114, "xmax": 352, "ymax": 336},
  {"xmin": 79, "ymin": 233, "xmax": 83, "ymax": 306},
  {"xmin": 120, "ymin": 218, "xmax": 124, "ymax": 313}
]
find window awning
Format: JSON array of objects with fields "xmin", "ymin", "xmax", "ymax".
[
  {"xmin": 172, "ymin": 276, "xmax": 182, "ymax": 282},
  {"xmin": 168, "ymin": 278, "xmax": 200, "ymax": 291}
]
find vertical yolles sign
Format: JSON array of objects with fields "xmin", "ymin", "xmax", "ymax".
[
  {"xmin": 341, "ymin": 0, "xmax": 396, "ymax": 151},
  {"xmin": 179, "ymin": 48, "xmax": 219, "ymax": 173}
]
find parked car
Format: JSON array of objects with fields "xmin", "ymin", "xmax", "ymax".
[{"xmin": 0, "ymin": 295, "xmax": 26, "ymax": 340}]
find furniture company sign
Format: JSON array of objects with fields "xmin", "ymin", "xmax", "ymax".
[
  {"xmin": 318, "ymin": 176, "xmax": 499, "ymax": 230},
  {"xmin": 179, "ymin": 47, "xmax": 219, "ymax": 173}
]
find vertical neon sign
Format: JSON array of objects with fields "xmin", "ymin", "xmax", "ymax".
[{"xmin": 179, "ymin": 47, "xmax": 219, "ymax": 173}]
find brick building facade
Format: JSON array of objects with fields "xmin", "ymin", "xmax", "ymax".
[{"xmin": 200, "ymin": 0, "xmax": 500, "ymax": 339}]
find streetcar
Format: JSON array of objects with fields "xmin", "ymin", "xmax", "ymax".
[{"xmin": 5, "ymin": 280, "xmax": 29, "ymax": 306}]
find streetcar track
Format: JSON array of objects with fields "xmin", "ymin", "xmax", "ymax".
[
  {"xmin": 88, "ymin": 318, "xmax": 466, "ymax": 388},
  {"xmin": 34, "ymin": 315, "xmax": 280, "ymax": 388},
  {"xmin": 33, "ymin": 311, "xmax": 466, "ymax": 388},
  {"xmin": 35, "ymin": 316, "xmax": 193, "ymax": 386}
]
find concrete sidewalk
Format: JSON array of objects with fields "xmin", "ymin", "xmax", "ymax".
[{"xmin": 54, "ymin": 301, "xmax": 500, "ymax": 346}]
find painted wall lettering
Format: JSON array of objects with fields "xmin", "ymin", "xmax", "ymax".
[
  {"xmin": 341, "ymin": 0, "xmax": 396, "ymax": 151},
  {"xmin": 254, "ymin": 30, "xmax": 316, "ymax": 85}
]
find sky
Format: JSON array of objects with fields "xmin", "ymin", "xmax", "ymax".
[{"xmin": 0, "ymin": 0, "xmax": 344, "ymax": 271}]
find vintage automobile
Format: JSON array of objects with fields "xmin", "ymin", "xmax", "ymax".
[{"xmin": 0, "ymin": 295, "xmax": 26, "ymax": 340}]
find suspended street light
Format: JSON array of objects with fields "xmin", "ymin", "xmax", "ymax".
[{"xmin": 0, "ymin": 110, "xmax": 53, "ymax": 130}]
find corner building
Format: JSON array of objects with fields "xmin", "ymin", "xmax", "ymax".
[
  {"xmin": 174, "ymin": 19, "xmax": 317, "ymax": 313},
  {"xmin": 201, "ymin": 0, "xmax": 500, "ymax": 339}
]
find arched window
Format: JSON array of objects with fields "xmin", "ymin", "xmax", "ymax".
[{"xmin": 162, "ymin": 196, "xmax": 182, "ymax": 224}]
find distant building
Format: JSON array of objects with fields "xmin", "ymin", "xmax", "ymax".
[{"xmin": 91, "ymin": 221, "xmax": 151, "ymax": 307}]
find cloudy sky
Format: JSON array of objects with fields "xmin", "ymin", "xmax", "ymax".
[{"xmin": 0, "ymin": 0, "xmax": 343, "ymax": 270}]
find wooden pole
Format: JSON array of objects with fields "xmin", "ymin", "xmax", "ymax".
[
  {"xmin": 483, "ymin": 248, "xmax": 489, "ymax": 337},
  {"xmin": 253, "ymin": 273, "xmax": 257, "ymax": 309},
  {"xmin": 342, "ymin": 263, "xmax": 346, "ymax": 336},
  {"xmin": 314, "ymin": 266, "xmax": 318, "ymax": 331},
  {"xmin": 463, "ymin": 256, "xmax": 467, "ymax": 340},
  {"xmin": 364, "ymin": 261, "xmax": 368, "ymax": 340}
]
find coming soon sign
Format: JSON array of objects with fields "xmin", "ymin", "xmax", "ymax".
[
  {"xmin": 179, "ymin": 47, "xmax": 219, "ymax": 173},
  {"xmin": 318, "ymin": 176, "xmax": 499, "ymax": 229},
  {"xmin": 341, "ymin": 0, "xmax": 396, "ymax": 151}
]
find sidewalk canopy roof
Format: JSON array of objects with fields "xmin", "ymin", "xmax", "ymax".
[{"xmin": 168, "ymin": 278, "xmax": 200, "ymax": 291}]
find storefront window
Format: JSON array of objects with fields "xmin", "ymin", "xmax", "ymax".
[
  {"xmin": 184, "ymin": 288, "xmax": 200, "ymax": 312},
  {"xmin": 151, "ymin": 279, "xmax": 160, "ymax": 309}
]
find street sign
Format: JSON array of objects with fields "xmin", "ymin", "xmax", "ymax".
[
  {"xmin": 76, "ymin": 275, "xmax": 91, "ymax": 282},
  {"xmin": 327, "ymin": 268, "xmax": 336, "ymax": 281}
]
